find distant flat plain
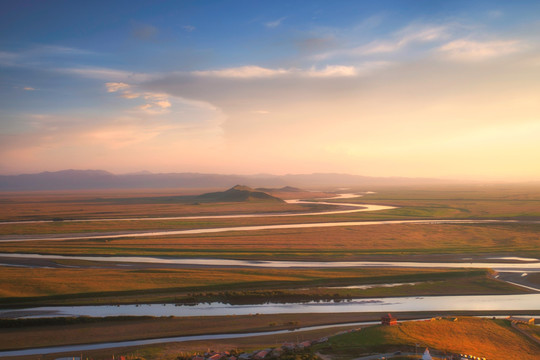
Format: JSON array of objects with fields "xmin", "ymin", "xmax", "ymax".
[{"xmin": 0, "ymin": 184, "xmax": 539, "ymax": 358}]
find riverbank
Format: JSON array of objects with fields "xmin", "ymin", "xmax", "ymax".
[
  {"xmin": 1, "ymin": 312, "xmax": 539, "ymax": 359},
  {"xmin": 1, "ymin": 312, "xmax": 539, "ymax": 355},
  {"xmin": 0, "ymin": 267, "xmax": 531, "ymax": 308}
]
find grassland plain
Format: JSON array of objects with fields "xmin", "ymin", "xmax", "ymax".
[
  {"xmin": 341, "ymin": 185, "xmax": 540, "ymax": 219},
  {"xmin": 1, "ymin": 223, "xmax": 539, "ymax": 259},
  {"xmin": 314, "ymin": 317, "xmax": 540, "ymax": 360},
  {"xmin": 1, "ymin": 185, "xmax": 539, "ymax": 359},
  {"xmin": 2, "ymin": 184, "xmax": 540, "ymax": 228},
  {"xmin": 1, "ymin": 267, "xmax": 523, "ymax": 306},
  {"xmin": 2, "ymin": 315, "xmax": 539, "ymax": 360},
  {"xmin": 0, "ymin": 312, "xmax": 379, "ymax": 351},
  {"xmin": 0, "ymin": 189, "xmax": 331, "ymax": 222}
]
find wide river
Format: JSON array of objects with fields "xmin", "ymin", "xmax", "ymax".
[{"xmin": 2, "ymin": 294, "xmax": 539, "ymax": 320}]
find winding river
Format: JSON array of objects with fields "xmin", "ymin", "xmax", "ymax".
[
  {"xmin": 1, "ymin": 193, "xmax": 538, "ymax": 243},
  {"xmin": 1, "ymin": 218, "xmax": 537, "ymax": 243},
  {"xmin": 0, "ymin": 193, "xmax": 394, "ymax": 225},
  {"xmin": 2, "ymin": 294, "xmax": 539, "ymax": 320},
  {"xmin": 1, "ymin": 253, "xmax": 540, "ymax": 272}
]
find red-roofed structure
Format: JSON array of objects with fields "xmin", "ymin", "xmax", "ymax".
[{"xmin": 381, "ymin": 313, "xmax": 397, "ymax": 326}]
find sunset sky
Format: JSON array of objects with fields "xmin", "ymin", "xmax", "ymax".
[{"xmin": 2, "ymin": 1, "xmax": 540, "ymax": 180}]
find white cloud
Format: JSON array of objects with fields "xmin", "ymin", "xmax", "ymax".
[
  {"xmin": 439, "ymin": 39, "xmax": 524, "ymax": 61},
  {"xmin": 62, "ymin": 67, "xmax": 153, "ymax": 82},
  {"xmin": 193, "ymin": 66, "xmax": 289, "ymax": 78},
  {"xmin": 121, "ymin": 92, "xmax": 141, "ymax": 99},
  {"xmin": 363, "ymin": 24, "xmax": 450, "ymax": 55},
  {"xmin": 105, "ymin": 82, "xmax": 130, "ymax": 92},
  {"xmin": 32, "ymin": 45, "xmax": 96, "ymax": 56},
  {"xmin": 265, "ymin": 17, "xmax": 286, "ymax": 28},
  {"xmin": 315, "ymin": 23, "xmax": 450, "ymax": 60},
  {"xmin": 190, "ymin": 63, "xmax": 389, "ymax": 80},
  {"xmin": 305, "ymin": 65, "xmax": 357, "ymax": 77},
  {"xmin": 23, "ymin": 87, "xmax": 36, "ymax": 91},
  {"xmin": 130, "ymin": 92, "xmax": 172, "ymax": 114},
  {"xmin": 106, "ymin": 82, "xmax": 141, "ymax": 99},
  {"xmin": 183, "ymin": 25, "xmax": 195, "ymax": 32}
]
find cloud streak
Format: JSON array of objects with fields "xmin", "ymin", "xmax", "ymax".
[
  {"xmin": 265, "ymin": 17, "xmax": 286, "ymax": 28},
  {"xmin": 438, "ymin": 38, "xmax": 524, "ymax": 61}
]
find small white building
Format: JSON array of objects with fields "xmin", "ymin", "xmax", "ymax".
[{"xmin": 422, "ymin": 348, "xmax": 432, "ymax": 360}]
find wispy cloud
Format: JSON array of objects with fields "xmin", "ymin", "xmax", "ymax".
[
  {"xmin": 191, "ymin": 63, "xmax": 387, "ymax": 80},
  {"xmin": 305, "ymin": 65, "xmax": 358, "ymax": 77},
  {"xmin": 105, "ymin": 82, "xmax": 130, "ymax": 92},
  {"xmin": 32, "ymin": 44, "xmax": 96, "ymax": 56},
  {"xmin": 138, "ymin": 93, "xmax": 172, "ymax": 114},
  {"xmin": 0, "ymin": 51, "xmax": 22, "ymax": 66},
  {"xmin": 265, "ymin": 17, "xmax": 286, "ymax": 28},
  {"xmin": 62, "ymin": 67, "xmax": 153, "ymax": 82},
  {"xmin": 439, "ymin": 38, "xmax": 524, "ymax": 61},
  {"xmin": 106, "ymin": 82, "xmax": 141, "ymax": 99},
  {"xmin": 314, "ymin": 23, "xmax": 451, "ymax": 60},
  {"xmin": 193, "ymin": 66, "xmax": 289, "ymax": 78},
  {"xmin": 23, "ymin": 87, "xmax": 36, "ymax": 91},
  {"xmin": 106, "ymin": 82, "xmax": 172, "ymax": 114},
  {"xmin": 365, "ymin": 24, "xmax": 449, "ymax": 55},
  {"xmin": 183, "ymin": 25, "xmax": 195, "ymax": 32},
  {"xmin": 132, "ymin": 24, "xmax": 158, "ymax": 40}
]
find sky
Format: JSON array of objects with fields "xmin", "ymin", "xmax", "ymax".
[{"xmin": 1, "ymin": 0, "xmax": 540, "ymax": 180}]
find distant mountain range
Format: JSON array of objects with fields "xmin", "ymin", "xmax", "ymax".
[{"xmin": 0, "ymin": 169, "xmax": 450, "ymax": 191}]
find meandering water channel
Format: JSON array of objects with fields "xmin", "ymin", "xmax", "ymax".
[
  {"xmin": 0, "ymin": 193, "xmax": 394, "ymax": 225},
  {"xmin": 1, "ymin": 253, "xmax": 540, "ymax": 272},
  {"xmin": 2, "ymin": 294, "xmax": 539, "ymax": 320}
]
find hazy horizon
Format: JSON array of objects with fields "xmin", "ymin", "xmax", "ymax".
[{"xmin": 2, "ymin": 1, "xmax": 540, "ymax": 181}]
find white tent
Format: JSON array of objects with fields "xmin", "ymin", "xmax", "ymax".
[{"xmin": 422, "ymin": 348, "xmax": 432, "ymax": 360}]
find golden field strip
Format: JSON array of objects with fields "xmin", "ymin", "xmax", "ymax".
[{"xmin": 0, "ymin": 267, "xmax": 527, "ymax": 306}]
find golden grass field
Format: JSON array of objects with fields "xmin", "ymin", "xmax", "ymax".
[
  {"xmin": 318, "ymin": 317, "xmax": 540, "ymax": 360},
  {"xmin": 3, "ymin": 315, "xmax": 538, "ymax": 360},
  {"xmin": 0, "ymin": 189, "xmax": 331, "ymax": 222},
  {"xmin": 1, "ymin": 266, "xmax": 524, "ymax": 306},
  {"xmin": 1, "ymin": 223, "xmax": 539, "ymax": 260}
]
